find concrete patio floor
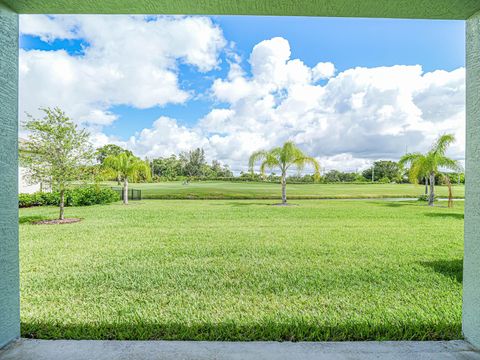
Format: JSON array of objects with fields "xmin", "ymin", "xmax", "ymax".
[{"xmin": 0, "ymin": 339, "xmax": 479, "ymax": 360}]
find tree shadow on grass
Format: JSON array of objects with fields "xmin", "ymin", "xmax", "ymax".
[
  {"xmin": 209, "ymin": 202, "xmax": 273, "ymax": 207},
  {"xmin": 379, "ymin": 202, "xmax": 416, "ymax": 208},
  {"xmin": 20, "ymin": 319, "xmax": 461, "ymax": 341},
  {"xmin": 424, "ymin": 213, "xmax": 464, "ymax": 220},
  {"xmin": 19, "ymin": 215, "xmax": 50, "ymax": 224},
  {"xmin": 421, "ymin": 259, "xmax": 463, "ymax": 283}
]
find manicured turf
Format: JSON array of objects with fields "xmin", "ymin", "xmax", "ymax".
[
  {"xmin": 105, "ymin": 181, "xmax": 465, "ymax": 200},
  {"xmin": 20, "ymin": 199, "xmax": 463, "ymax": 341}
]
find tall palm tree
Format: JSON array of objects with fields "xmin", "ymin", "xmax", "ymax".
[
  {"xmin": 103, "ymin": 152, "xmax": 151, "ymax": 204},
  {"xmin": 249, "ymin": 141, "xmax": 320, "ymax": 205},
  {"xmin": 400, "ymin": 153, "xmax": 430, "ymax": 195},
  {"xmin": 399, "ymin": 134, "xmax": 461, "ymax": 206}
]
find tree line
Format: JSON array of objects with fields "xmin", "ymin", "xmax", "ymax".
[
  {"xmin": 21, "ymin": 108, "xmax": 464, "ymax": 217},
  {"xmin": 97, "ymin": 145, "xmax": 234, "ymax": 181}
]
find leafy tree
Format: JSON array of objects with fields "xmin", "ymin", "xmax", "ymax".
[
  {"xmin": 399, "ymin": 134, "xmax": 461, "ymax": 206},
  {"xmin": 96, "ymin": 144, "xmax": 133, "ymax": 184},
  {"xmin": 96, "ymin": 144, "xmax": 133, "ymax": 164},
  {"xmin": 249, "ymin": 141, "xmax": 320, "ymax": 205},
  {"xmin": 152, "ymin": 155, "xmax": 183, "ymax": 180},
  {"xmin": 323, "ymin": 170, "xmax": 357, "ymax": 183},
  {"xmin": 103, "ymin": 152, "xmax": 151, "ymax": 204},
  {"xmin": 152, "ymin": 153, "xmax": 232, "ymax": 181},
  {"xmin": 180, "ymin": 148, "xmax": 206, "ymax": 178},
  {"xmin": 355, "ymin": 174, "xmax": 369, "ymax": 183},
  {"xmin": 20, "ymin": 107, "xmax": 94, "ymax": 220},
  {"xmin": 362, "ymin": 161, "xmax": 401, "ymax": 182}
]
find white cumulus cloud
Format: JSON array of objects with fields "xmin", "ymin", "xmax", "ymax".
[
  {"xmin": 127, "ymin": 37, "xmax": 465, "ymax": 172},
  {"xmin": 19, "ymin": 16, "xmax": 465, "ymax": 172},
  {"xmin": 19, "ymin": 15, "xmax": 226, "ymax": 128}
]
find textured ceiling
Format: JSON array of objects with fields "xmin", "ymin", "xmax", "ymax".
[{"xmin": 1, "ymin": 0, "xmax": 480, "ymax": 19}]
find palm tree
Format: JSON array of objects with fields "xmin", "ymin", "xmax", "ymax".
[
  {"xmin": 249, "ymin": 141, "xmax": 320, "ymax": 205},
  {"xmin": 103, "ymin": 152, "xmax": 151, "ymax": 204},
  {"xmin": 399, "ymin": 153, "xmax": 430, "ymax": 195},
  {"xmin": 399, "ymin": 134, "xmax": 461, "ymax": 206}
]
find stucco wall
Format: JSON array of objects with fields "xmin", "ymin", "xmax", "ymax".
[
  {"xmin": 0, "ymin": 2, "xmax": 19, "ymax": 349},
  {"xmin": 464, "ymin": 9, "xmax": 480, "ymax": 349}
]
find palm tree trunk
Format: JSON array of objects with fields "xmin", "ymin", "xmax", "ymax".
[
  {"xmin": 425, "ymin": 177, "xmax": 428, "ymax": 195},
  {"xmin": 428, "ymin": 172, "xmax": 435, "ymax": 206},
  {"xmin": 123, "ymin": 178, "xmax": 129, "ymax": 205},
  {"xmin": 59, "ymin": 189, "xmax": 65, "ymax": 220},
  {"xmin": 445, "ymin": 176, "xmax": 454, "ymax": 208},
  {"xmin": 281, "ymin": 173, "xmax": 287, "ymax": 205}
]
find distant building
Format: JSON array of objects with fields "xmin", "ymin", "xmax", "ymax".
[
  {"xmin": 18, "ymin": 138, "xmax": 45, "ymax": 194},
  {"xmin": 18, "ymin": 167, "xmax": 41, "ymax": 194}
]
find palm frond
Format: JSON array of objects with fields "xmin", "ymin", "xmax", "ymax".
[
  {"xmin": 291, "ymin": 156, "xmax": 321, "ymax": 179},
  {"xmin": 248, "ymin": 150, "xmax": 268, "ymax": 172},
  {"xmin": 436, "ymin": 156, "xmax": 462, "ymax": 172},
  {"xmin": 399, "ymin": 152, "xmax": 423, "ymax": 168},
  {"xmin": 431, "ymin": 134, "xmax": 455, "ymax": 156}
]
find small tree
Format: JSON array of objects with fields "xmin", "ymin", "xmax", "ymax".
[
  {"xmin": 103, "ymin": 152, "xmax": 151, "ymax": 204},
  {"xmin": 96, "ymin": 144, "xmax": 133, "ymax": 164},
  {"xmin": 399, "ymin": 134, "xmax": 461, "ymax": 206},
  {"xmin": 96, "ymin": 144, "xmax": 133, "ymax": 185},
  {"xmin": 362, "ymin": 161, "xmax": 401, "ymax": 182},
  {"xmin": 180, "ymin": 148, "xmax": 206, "ymax": 179},
  {"xmin": 249, "ymin": 141, "xmax": 320, "ymax": 205},
  {"xmin": 21, "ymin": 107, "xmax": 94, "ymax": 220}
]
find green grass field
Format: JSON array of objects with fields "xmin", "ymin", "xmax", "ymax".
[
  {"xmin": 105, "ymin": 181, "xmax": 465, "ymax": 200},
  {"xmin": 20, "ymin": 199, "xmax": 463, "ymax": 341}
]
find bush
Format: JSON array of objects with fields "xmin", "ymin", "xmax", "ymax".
[
  {"xmin": 19, "ymin": 185, "xmax": 119, "ymax": 208},
  {"xmin": 354, "ymin": 174, "xmax": 369, "ymax": 183},
  {"xmin": 19, "ymin": 193, "xmax": 35, "ymax": 208},
  {"xmin": 19, "ymin": 192, "xmax": 58, "ymax": 207},
  {"xmin": 69, "ymin": 186, "xmax": 119, "ymax": 206},
  {"xmin": 418, "ymin": 194, "xmax": 438, "ymax": 202},
  {"xmin": 378, "ymin": 177, "xmax": 391, "ymax": 184}
]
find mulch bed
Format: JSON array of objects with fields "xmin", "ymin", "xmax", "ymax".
[{"xmin": 33, "ymin": 218, "xmax": 82, "ymax": 225}]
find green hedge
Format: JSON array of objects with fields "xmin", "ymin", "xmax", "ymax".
[{"xmin": 19, "ymin": 185, "xmax": 120, "ymax": 208}]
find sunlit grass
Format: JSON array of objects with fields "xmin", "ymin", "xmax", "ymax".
[
  {"xmin": 20, "ymin": 199, "xmax": 463, "ymax": 341},
  {"xmin": 104, "ymin": 181, "xmax": 465, "ymax": 200}
]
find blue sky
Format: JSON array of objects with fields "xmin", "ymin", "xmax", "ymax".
[
  {"xmin": 20, "ymin": 17, "xmax": 464, "ymax": 139},
  {"xmin": 19, "ymin": 15, "xmax": 466, "ymax": 171}
]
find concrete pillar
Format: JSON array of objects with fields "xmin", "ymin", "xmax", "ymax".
[
  {"xmin": 0, "ymin": 2, "xmax": 19, "ymax": 349},
  {"xmin": 464, "ymin": 10, "xmax": 480, "ymax": 349}
]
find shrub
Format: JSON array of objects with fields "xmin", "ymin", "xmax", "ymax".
[
  {"xmin": 354, "ymin": 174, "xmax": 369, "ymax": 183},
  {"xmin": 69, "ymin": 185, "xmax": 119, "ymax": 206},
  {"xmin": 19, "ymin": 193, "xmax": 35, "ymax": 208},
  {"xmin": 378, "ymin": 177, "xmax": 391, "ymax": 184},
  {"xmin": 418, "ymin": 194, "xmax": 439, "ymax": 202},
  {"xmin": 19, "ymin": 186, "xmax": 119, "ymax": 208}
]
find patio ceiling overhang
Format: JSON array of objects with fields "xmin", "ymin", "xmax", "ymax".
[{"xmin": 2, "ymin": 0, "xmax": 480, "ymax": 19}]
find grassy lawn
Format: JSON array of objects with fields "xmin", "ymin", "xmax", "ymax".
[
  {"xmin": 19, "ymin": 199, "xmax": 463, "ymax": 341},
  {"xmin": 105, "ymin": 181, "xmax": 465, "ymax": 200}
]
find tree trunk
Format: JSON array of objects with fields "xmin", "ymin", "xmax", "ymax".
[
  {"xmin": 428, "ymin": 172, "xmax": 435, "ymax": 206},
  {"xmin": 425, "ymin": 177, "xmax": 428, "ymax": 195},
  {"xmin": 59, "ymin": 189, "xmax": 65, "ymax": 220},
  {"xmin": 445, "ymin": 176, "xmax": 454, "ymax": 208},
  {"xmin": 123, "ymin": 178, "xmax": 129, "ymax": 205},
  {"xmin": 281, "ymin": 173, "xmax": 287, "ymax": 205}
]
